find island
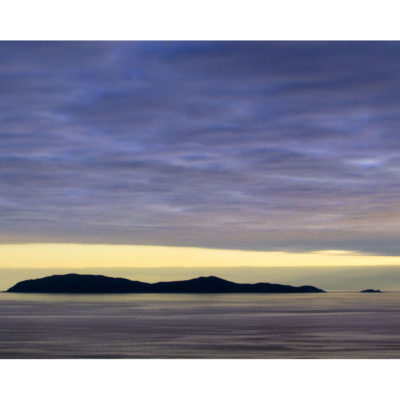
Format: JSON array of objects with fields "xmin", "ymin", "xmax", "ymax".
[
  {"xmin": 6, "ymin": 273, "xmax": 325, "ymax": 294},
  {"xmin": 360, "ymin": 289, "xmax": 382, "ymax": 293}
]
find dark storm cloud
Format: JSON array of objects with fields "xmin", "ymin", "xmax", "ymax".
[{"xmin": 1, "ymin": 41, "xmax": 400, "ymax": 254}]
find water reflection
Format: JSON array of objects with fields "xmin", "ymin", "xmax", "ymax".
[{"xmin": 0, "ymin": 292, "xmax": 399, "ymax": 358}]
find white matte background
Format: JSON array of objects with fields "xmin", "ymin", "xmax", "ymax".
[{"xmin": 1, "ymin": 1, "xmax": 400, "ymax": 398}]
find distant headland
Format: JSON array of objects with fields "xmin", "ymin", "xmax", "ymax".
[{"xmin": 6, "ymin": 274, "xmax": 325, "ymax": 294}]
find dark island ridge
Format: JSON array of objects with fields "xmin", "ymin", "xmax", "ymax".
[
  {"xmin": 6, "ymin": 274, "xmax": 325, "ymax": 294},
  {"xmin": 360, "ymin": 289, "xmax": 382, "ymax": 293}
]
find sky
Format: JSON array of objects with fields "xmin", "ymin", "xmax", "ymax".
[{"xmin": 1, "ymin": 41, "xmax": 400, "ymax": 288}]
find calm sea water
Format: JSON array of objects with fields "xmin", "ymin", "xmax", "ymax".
[{"xmin": 1, "ymin": 292, "xmax": 400, "ymax": 358}]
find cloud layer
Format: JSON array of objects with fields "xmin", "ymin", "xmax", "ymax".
[{"xmin": 1, "ymin": 41, "xmax": 400, "ymax": 254}]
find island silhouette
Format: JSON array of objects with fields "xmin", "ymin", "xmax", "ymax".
[
  {"xmin": 7, "ymin": 273, "xmax": 325, "ymax": 294},
  {"xmin": 360, "ymin": 289, "xmax": 382, "ymax": 293}
]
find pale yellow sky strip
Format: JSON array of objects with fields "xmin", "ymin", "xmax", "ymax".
[{"xmin": 1, "ymin": 243, "xmax": 400, "ymax": 268}]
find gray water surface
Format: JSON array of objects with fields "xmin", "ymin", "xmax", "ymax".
[{"xmin": 1, "ymin": 292, "xmax": 399, "ymax": 358}]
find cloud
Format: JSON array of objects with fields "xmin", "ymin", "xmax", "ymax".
[{"xmin": 1, "ymin": 41, "xmax": 400, "ymax": 254}]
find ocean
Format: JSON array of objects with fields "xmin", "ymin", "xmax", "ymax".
[{"xmin": 1, "ymin": 291, "xmax": 400, "ymax": 358}]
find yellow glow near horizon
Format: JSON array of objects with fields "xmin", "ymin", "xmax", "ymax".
[{"xmin": 0, "ymin": 243, "xmax": 400, "ymax": 269}]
